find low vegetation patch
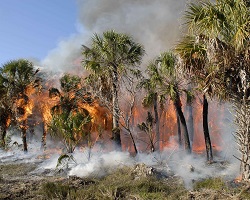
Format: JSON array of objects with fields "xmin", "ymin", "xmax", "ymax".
[
  {"xmin": 193, "ymin": 177, "xmax": 226, "ymax": 191},
  {"xmin": 40, "ymin": 167, "xmax": 188, "ymax": 200}
]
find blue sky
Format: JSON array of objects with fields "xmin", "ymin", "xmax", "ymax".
[{"xmin": 0, "ymin": 0, "xmax": 77, "ymax": 65}]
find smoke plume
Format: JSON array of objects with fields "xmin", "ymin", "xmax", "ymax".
[{"xmin": 41, "ymin": 0, "xmax": 188, "ymax": 72}]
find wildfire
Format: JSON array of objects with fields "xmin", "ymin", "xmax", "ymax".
[
  {"xmin": 11, "ymin": 70, "xmax": 227, "ymax": 156},
  {"xmin": 15, "ymin": 98, "xmax": 34, "ymax": 122},
  {"xmin": 41, "ymin": 104, "xmax": 52, "ymax": 122},
  {"xmin": 79, "ymin": 101, "xmax": 112, "ymax": 131}
]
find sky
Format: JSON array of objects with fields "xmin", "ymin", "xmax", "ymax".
[
  {"xmin": 0, "ymin": 0, "xmax": 188, "ymax": 72},
  {"xmin": 0, "ymin": 0, "xmax": 77, "ymax": 66}
]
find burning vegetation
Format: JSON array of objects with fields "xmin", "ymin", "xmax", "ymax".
[{"xmin": 0, "ymin": 0, "xmax": 249, "ymax": 195}]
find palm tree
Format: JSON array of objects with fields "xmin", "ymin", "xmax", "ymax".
[
  {"xmin": 176, "ymin": 0, "xmax": 249, "ymax": 167},
  {"xmin": 146, "ymin": 52, "xmax": 191, "ymax": 153},
  {"xmin": 82, "ymin": 30, "xmax": 145, "ymax": 148},
  {"xmin": 0, "ymin": 59, "xmax": 41, "ymax": 152},
  {"xmin": 175, "ymin": 35, "xmax": 214, "ymax": 162}
]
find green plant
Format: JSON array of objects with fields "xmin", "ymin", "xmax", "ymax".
[
  {"xmin": 49, "ymin": 110, "xmax": 91, "ymax": 153},
  {"xmin": 55, "ymin": 154, "xmax": 77, "ymax": 174}
]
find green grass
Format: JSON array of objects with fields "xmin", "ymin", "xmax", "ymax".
[
  {"xmin": 193, "ymin": 177, "xmax": 226, "ymax": 191},
  {"xmin": 41, "ymin": 168, "xmax": 250, "ymax": 200},
  {"xmin": 40, "ymin": 167, "xmax": 187, "ymax": 200}
]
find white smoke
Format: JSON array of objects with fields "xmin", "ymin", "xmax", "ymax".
[
  {"xmin": 0, "ymin": 135, "xmax": 239, "ymax": 189},
  {"xmin": 63, "ymin": 148, "xmax": 238, "ymax": 189},
  {"xmin": 41, "ymin": 0, "xmax": 189, "ymax": 72}
]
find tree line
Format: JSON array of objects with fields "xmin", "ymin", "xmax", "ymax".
[{"xmin": 0, "ymin": 0, "xmax": 249, "ymax": 180}]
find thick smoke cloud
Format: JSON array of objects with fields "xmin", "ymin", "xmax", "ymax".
[
  {"xmin": 77, "ymin": 0, "xmax": 187, "ymax": 56},
  {"xmin": 41, "ymin": 0, "xmax": 188, "ymax": 72}
]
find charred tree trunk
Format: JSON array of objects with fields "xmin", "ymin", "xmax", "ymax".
[
  {"xmin": 129, "ymin": 130, "xmax": 138, "ymax": 155},
  {"xmin": 174, "ymin": 93, "xmax": 191, "ymax": 153},
  {"xmin": 176, "ymin": 113, "xmax": 182, "ymax": 148},
  {"xmin": 0, "ymin": 113, "xmax": 11, "ymax": 148},
  {"xmin": 41, "ymin": 121, "xmax": 47, "ymax": 150},
  {"xmin": 112, "ymin": 67, "xmax": 121, "ymax": 149},
  {"xmin": 0, "ymin": 126, "xmax": 7, "ymax": 148},
  {"xmin": 150, "ymin": 139, "xmax": 155, "ymax": 153},
  {"xmin": 203, "ymin": 94, "xmax": 213, "ymax": 162},
  {"xmin": 153, "ymin": 93, "xmax": 160, "ymax": 150},
  {"xmin": 186, "ymin": 103, "xmax": 194, "ymax": 145},
  {"xmin": 21, "ymin": 119, "xmax": 28, "ymax": 152},
  {"xmin": 186, "ymin": 83, "xmax": 194, "ymax": 145}
]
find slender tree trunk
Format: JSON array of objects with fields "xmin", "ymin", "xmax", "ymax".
[
  {"xmin": 186, "ymin": 83, "xmax": 194, "ymax": 145},
  {"xmin": 1, "ymin": 126, "xmax": 7, "ymax": 148},
  {"xmin": 203, "ymin": 94, "xmax": 213, "ymax": 162},
  {"xmin": 1, "ymin": 114, "xmax": 10, "ymax": 148},
  {"xmin": 186, "ymin": 103, "xmax": 194, "ymax": 146},
  {"xmin": 174, "ymin": 94, "xmax": 191, "ymax": 153},
  {"xmin": 41, "ymin": 121, "xmax": 47, "ymax": 150},
  {"xmin": 176, "ymin": 113, "xmax": 182, "ymax": 148},
  {"xmin": 21, "ymin": 119, "xmax": 28, "ymax": 152},
  {"xmin": 128, "ymin": 130, "xmax": 138, "ymax": 155},
  {"xmin": 150, "ymin": 138, "xmax": 155, "ymax": 153},
  {"xmin": 112, "ymin": 68, "xmax": 121, "ymax": 148},
  {"xmin": 153, "ymin": 93, "xmax": 160, "ymax": 150}
]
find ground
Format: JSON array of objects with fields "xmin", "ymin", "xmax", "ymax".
[{"xmin": 0, "ymin": 161, "xmax": 250, "ymax": 200}]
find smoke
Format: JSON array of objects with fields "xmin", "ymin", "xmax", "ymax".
[
  {"xmin": 41, "ymin": 33, "xmax": 90, "ymax": 73},
  {"xmin": 216, "ymin": 103, "xmax": 239, "ymax": 164},
  {"xmin": 41, "ymin": 0, "xmax": 189, "ymax": 72},
  {"xmin": 0, "ymin": 134, "xmax": 239, "ymax": 189},
  {"xmin": 65, "ymin": 148, "xmax": 239, "ymax": 189}
]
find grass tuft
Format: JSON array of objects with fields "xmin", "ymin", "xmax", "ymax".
[{"xmin": 193, "ymin": 177, "xmax": 226, "ymax": 191}]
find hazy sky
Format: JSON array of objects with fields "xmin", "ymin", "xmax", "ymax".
[
  {"xmin": 0, "ymin": 0, "xmax": 77, "ymax": 65},
  {"xmin": 0, "ymin": 0, "xmax": 187, "ymax": 72}
]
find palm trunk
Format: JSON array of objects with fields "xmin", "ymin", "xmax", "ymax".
[
  {"xmin": 186, "ymin": 84, "xmax": 194, "ymax": 145},
  {"xmin": 112, "ymin": 67, "xmax": 121, "ymax": 148},
  {"xmin": 203, "ymin": 94, "xmax": 213, "ymax": 162},
  {"xmin": 41, "ymin": 121, "xmax": 47, "ymax": 150},
  {"xmin": 186, "ymin": 103, "xmax": 194, "ymax": 145},
  {"xmin": 237, "ymin": 69, "xmax": 250, "ymax": 181},
  {"xmin": 234, "ymin": 94, "xmax": 250, "ymax": 181},
  {"xmin": 176, "ymin": 114, "xmax": 182, "ymax": 148},
  {"xmin": 1, "ymin": 126, "xmax": 7, "ymax": 148},
  {"xmin": 174, "ymin": 93, "xmax": 191, "ymax": 153},
  {"xmin": 21, "ymin": 119, "xmax": 28, "ymax": 152},
  {"xmin": 153, "ymin": 93, "xmax": 160, "ymax": 150}
]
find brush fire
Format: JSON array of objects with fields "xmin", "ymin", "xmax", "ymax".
[{"xmin": 0, "ymin": 0, "xmax": 249, "ymax": 198}]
